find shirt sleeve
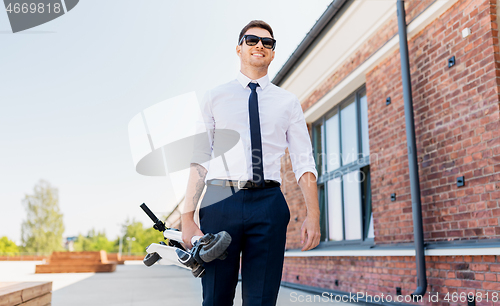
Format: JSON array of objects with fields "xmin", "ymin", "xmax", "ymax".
[
  {"xmin": 286, "ymin": 96, "xmax": 318, "ymax": 183},
  {"xmin": 190, "ymin": 90, "xmax": 215, "ymax": 172}
]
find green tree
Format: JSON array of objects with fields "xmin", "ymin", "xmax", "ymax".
[
  {"xmin": 73, "ymin": 229, "xmax": 118, "ymax": 252},
  {"xmin": 0, "ymin": 236, "xmax": 20, "ymax": 254},
  {"xmin": 21, "ymin": 180, "xmax": 65, "ymax": 254},
  {"xmin": 121, "ymin": 219, "xmax": 164, "ymax": 254}
]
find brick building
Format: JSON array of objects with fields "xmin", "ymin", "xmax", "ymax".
[{"xmin": 274, "ymin": 0, "xmax": 500, "ymax": 304}]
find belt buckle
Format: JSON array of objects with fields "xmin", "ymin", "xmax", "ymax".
[{"xmin": 237, "ymin": 180, "xmax": 248, "ymax": 190}]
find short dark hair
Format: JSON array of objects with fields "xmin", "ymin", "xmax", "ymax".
[{"xmin": 238, "ymin": 20, "xmax": 274, "ymax": 44}]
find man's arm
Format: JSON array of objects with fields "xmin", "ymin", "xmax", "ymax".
[
  {"xmin": 181, "ymin": 163, "xmax": 207, "ymax": 249},
  {"xmin": 286, "ymin": 96, "xmax": 320, "ymax": 251},
  {"xmin": 298, "ymin": 172, "xmax": 321, "ymax": 251}
]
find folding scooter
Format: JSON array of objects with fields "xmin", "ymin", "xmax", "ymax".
[{"xmin": 140, "ymin": 203, "xmax": 232, "ymax": 278}]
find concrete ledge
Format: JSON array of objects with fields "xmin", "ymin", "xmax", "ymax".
[{"xmin": 285, "ymin": 247, "xmax": 500, "ymax": 257}]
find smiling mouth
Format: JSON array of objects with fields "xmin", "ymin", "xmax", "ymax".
[{"xmin": 252, "ymin": 53, "xmax": 264, "ymax": 58}]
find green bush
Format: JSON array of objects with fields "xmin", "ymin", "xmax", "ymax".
[
  {"xmin": 73, "ymin": 229, "xmax": 118, "ymax": 253},
  {"xmin": 121, "ymin": 219, "xmax": 164, "ymax": 254},
  {"xmin": 0, "ymin": 236, "xmax": 20, "ymax": 254}
]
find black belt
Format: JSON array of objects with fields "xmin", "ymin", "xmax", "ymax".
[{"xmin": 206, "ymin": 179, "xmax": 280, "ymax": 189}]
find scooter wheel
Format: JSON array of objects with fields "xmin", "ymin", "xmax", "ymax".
[
  {"xmin": 199, "ymin": 231, "xmax": 232, "ymax": 263},
  {"xmin": 143, "ymin": 252, "xmax": 161, "ymax": 267}
]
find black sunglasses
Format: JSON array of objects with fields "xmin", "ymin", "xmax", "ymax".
[{"xmin": 239, "ymin": 34, "xmax": 276, "ymax": 50}]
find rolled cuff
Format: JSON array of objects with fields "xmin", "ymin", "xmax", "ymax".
[
  {"xmin": 294, "ymin": 168, "xmax": 318, "ymax": 184},
  {"xmin": 190, "ymin": 160, "xmax": 210, "ymax": 173}
]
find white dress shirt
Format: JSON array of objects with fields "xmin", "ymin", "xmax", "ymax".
[{"xmin": 192, "ymin": 72, "xmax": 318, "ymax": 184}]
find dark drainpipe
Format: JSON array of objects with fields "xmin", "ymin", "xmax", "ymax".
[{"xmin": 396, "ymin": 0, "xmax": 427, "ymax": 297}]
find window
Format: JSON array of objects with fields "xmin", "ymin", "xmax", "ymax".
[{"xmin": 312, "ymin": 86, "xmax": 373, "ymax": 244}]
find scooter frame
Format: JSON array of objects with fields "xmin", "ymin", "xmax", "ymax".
[{"xmin": 140, "ymin": 203, "xmax": 230, "ymax": 278}]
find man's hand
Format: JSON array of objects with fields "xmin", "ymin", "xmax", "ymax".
[
  {"xmin": 301, "ymin": 214, "xmax": 321, "ymax": 251},
  {"xmin": 181, "ymin": 218, "xmax": 204, "ymax": 249}
]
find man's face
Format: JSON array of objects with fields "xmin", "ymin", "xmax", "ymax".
[{"xmin": 236, "ymin": 27, "xmax": 275, "ymax": 70}]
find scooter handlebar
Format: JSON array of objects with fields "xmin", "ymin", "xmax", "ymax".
[
  {"xmin": 140, "ymin": 203, "xmax": 159, "ymax": 223},
  {"xmin": 140, "ymin": 203, "xmax": 167, "ymax": 232}
]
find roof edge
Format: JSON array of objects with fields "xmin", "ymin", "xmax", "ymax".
[{"xmin": 272, "ymin": 0, "xmax": 350, "ymax": 86}]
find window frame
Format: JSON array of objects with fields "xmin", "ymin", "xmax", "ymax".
[{"xmin": 312, "ymin": 84, "xmax": 374, "ymax": 247}]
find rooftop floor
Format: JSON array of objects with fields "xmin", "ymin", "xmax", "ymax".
[{"xmin": 0, "ymin": 261, "xmax": 353, "ymax": 305}]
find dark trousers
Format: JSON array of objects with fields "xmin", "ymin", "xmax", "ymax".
[{"xmin": 199, "ymin": 185, "xmax": 290, "ymax": 306}]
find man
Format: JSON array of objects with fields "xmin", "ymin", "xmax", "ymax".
[{"xmin": 181, "ymin": 20, "xmax": 320, "ymax": 306}]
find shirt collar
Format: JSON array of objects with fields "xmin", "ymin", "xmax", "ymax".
[{"xmin": 237, "ymin": 71, "xmax": 270, "ymax": 90}]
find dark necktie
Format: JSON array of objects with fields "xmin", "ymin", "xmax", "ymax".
[{"xmin": 248, "ymin": 82, "xmax": 264, "ymax": 185}]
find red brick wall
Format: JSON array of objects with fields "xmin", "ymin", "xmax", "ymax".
[
  {"xmin": 368, "ymin": 0, "xmax": 500, "ymax": 244},
  {"xmin": 279, "ymin": 0, "xmax": 500, "ymax": 301},
  {"xmin": 283, "ymin": 0, "xmax": 500, "ymax": 246},
  {"xmin": 283, "ymin": 255, "xmax": 500, "ymax": 306},
  {"xmin": 284, "ymin": 0, "xmax": 467, "ymax": 249}
]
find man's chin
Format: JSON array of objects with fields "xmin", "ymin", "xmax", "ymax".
[{"xmin": 249, "ymin": 59, "xmax": 270, "ymax": 68}]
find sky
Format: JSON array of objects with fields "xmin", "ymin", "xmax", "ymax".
[{"xmin": 0, "ymin": 0, "xmax": 332, "ymax": 244}]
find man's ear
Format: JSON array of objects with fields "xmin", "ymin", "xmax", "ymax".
[
  {"xmin": 236, "ymin": 44, "xmax": 241, "ymax": 57},
  {"xmin": 271, "ymin": 50, "xmax": 275, "ymax": 61}
]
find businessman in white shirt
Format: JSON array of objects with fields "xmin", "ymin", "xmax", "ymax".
[{"xmin": 181, "ymin": 20, "xmax": 320, "ymax": 306}]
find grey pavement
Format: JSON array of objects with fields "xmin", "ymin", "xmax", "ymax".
[
  {"xmin": 52, "ymin": 263, "xmax": 352, "ymax": 305},
  {"xmin": 0, "ymin": 261, "xmax": 353, "ymax": 305}
]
